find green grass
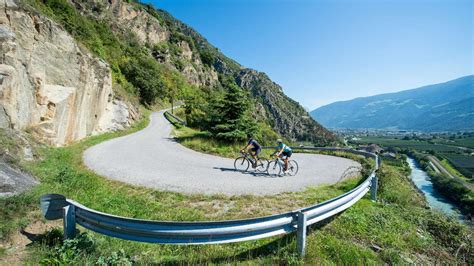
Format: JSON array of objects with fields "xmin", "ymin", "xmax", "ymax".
[
  {"xmin": 440, "ymin": 158, "xmax": 469, "ymax": 180},
  {"xmin": 1, "ymin": 113, "xmax": 472, "ymax": 264},
  {"xmin": 432, "ymin": 136, "xmax": 474, "ymax": 149},
  {"xmin": 440, "ymin": 153, "xmax": 474, "ymax": 179},
  {"xmin": 355, "ymin": 136, "xmax": 464, "ymax": 153},
  {"xmin": 172, "ymin": 126, "xmax": 278, "ymax": 159}
]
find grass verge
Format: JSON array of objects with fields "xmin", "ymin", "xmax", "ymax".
[{"xmin": 0, "ymin": 112, "xmax": 472, "ymax": 264}]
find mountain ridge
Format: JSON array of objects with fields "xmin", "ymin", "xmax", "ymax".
[
  {"xmin": 2, "ymin": 0, "xmax": 335, "ymax": 145},
  {"xmin": 311, "ymin": 75, "xmax": 474, "ymax": 131}
]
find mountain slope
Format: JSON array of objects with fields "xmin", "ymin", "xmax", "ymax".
[
  {"xmin": 18, "ymin": 0, "xmax": 334, "ymax": 144},
  {"xmin": 311, "ymin": 76, "xmax": 474, "ymax": 131}
]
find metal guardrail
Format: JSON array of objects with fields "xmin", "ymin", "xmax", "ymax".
[
  {"xmin": 164, "ymin": 111, "xmax": 186, "ymax": 126},
  {"xmin": 40, "ymin": 148, "xmax": 378, "ymax": 256}
]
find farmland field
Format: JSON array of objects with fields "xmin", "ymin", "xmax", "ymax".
[
  {"xmin": 432, "ymin": 136, "xmax": 474, "ymax": 149},
  {"xmin": 353, "ymin": 136, "xmax": 473, "ymax": 181},
  {"xmin": 440, "ymin": 153, "xmax": 474, "ymax": 179},
  {"xmin": 353, "ymin": 137, "xmax": 463, "ymax": 153}
]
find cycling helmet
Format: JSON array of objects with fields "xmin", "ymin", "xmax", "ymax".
[{"xmin": 277, "ymin": 139, "xmax": 283, "ymax": 143}]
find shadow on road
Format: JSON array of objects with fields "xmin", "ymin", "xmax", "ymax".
[{"xmin": 213, "ymin": 167, "xmax": 281, "ymax": 178}]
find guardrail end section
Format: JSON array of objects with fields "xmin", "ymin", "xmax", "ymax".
[
  {"xmin": 63, "ymin": 205, "xmax": 76, "ymax": 239},
  {"xmin": 40, "ymin": 194, "xmax": 68, "ymax": 220},
  {"xmin": 370, "ymin": 175, "xmax": 378, "ymax": 202},
  {"xmin": 296, "ymin": 211, "xmax": 307, "ymax": 257}
]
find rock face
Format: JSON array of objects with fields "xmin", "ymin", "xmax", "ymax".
[
  {"xmin": 237, "ymin": 69, "xmax": 335, "ymax": 143},
  {"xmin": 71, "ymin": 0, "xmax": 219, "ymax": 88},
  {"xmin": 0, "ymin": 160, "xmax": 38, "ymax": 197},
  {"xmin": 0, "ymin": 0, "xmax": 136, "ymax": 146},
  {"xmin": 63, "ymin": 0, "xmax": 333, "ymax": 143}
]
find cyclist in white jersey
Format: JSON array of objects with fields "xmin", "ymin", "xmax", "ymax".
[{"xmin": 275, "ymin": 139, "xmax": 292, "ymax": 174}]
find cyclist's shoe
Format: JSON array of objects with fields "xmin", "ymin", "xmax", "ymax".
[{"xmin": 251, "ymin": 160, "xmax": 257, "ymax": 168}]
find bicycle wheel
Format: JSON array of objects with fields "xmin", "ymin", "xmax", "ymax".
[
  {"xmin": 287, "ymin": 160, "xmax": 299, "ymax": 176},
  {"xmin": 234, "ymin": 157, "xmax": 250, "ymax": 172},
  {"xmin": 267, "ymin": 160, "xmax": 281, "ymax": 176},
  {"xmin": 255, "ymin": 159, "xmax": 269, "ymax": 173}
]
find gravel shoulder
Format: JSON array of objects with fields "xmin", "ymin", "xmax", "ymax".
[{"xmin": 83, "ymin": 111, "xmax": 361, "ymax": 195}]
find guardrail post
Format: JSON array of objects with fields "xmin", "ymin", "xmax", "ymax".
[
  {"xmin": 370, "ymin": 175, "xmax": 378, "ymax": 202},
  {"xmin": 296, "ymin": 211, "xmax": 307, "ymax": 256},
  {"xmin": 63, "ymin": 205, "xmax": 76, "ymax": 239}
]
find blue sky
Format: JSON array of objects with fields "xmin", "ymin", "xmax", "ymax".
[{"xmin": 144, "ymin": 0, "xmax": 473, "ymax": 110}]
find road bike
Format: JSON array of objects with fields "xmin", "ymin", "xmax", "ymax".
[
  {"xmin": 267, "ymin": 154, "xmax": 299, "ymax": 176},
  {"xmin": 234, "ymin": 151, "xmax": 268, "ymax": 173}
]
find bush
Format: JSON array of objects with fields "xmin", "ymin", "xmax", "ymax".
[
  {"xmin": 40, "ymin": 231, "xmax": 96, "ymax": 264},
  {"xmin": 97, "ymin": 249, "xmax": 133, "ymax": 265},
  {"xmin": 121, "ymin": 55, "xmax": 167, "ymax": 105},
  {"xmin": 199, "ymin": 49, "xmax": 215, "ymax": 66},
  {"xmin": 430, "ymin": 173, "xmax": 474, "ymax": 215}
]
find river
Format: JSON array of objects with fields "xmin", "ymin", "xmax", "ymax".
[{"xmin": 406, "ymin": 157, "xmax": 464, "ymax": 221}]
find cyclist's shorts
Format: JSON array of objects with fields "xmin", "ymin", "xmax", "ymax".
[
  {"xmin": 282, "ymin": 150, "xmax": 292, "ymax": 158},
  {"xmin": 251, "ymin": 147, "xmax": 262, "ymax": 156}
]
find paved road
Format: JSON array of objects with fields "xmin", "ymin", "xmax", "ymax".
[{"xmin": 83, "ymin": 111, "xmax": 361, "ymax": 195}]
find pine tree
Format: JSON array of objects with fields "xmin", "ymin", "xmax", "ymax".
[{"xmin": 211, "ymin": 80, "xmax": 257, "ymax": 141}]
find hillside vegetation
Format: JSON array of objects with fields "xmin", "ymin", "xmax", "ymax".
[{"xmin": 22, "ymin": 0, "xmax": 334, "ymax": 145}]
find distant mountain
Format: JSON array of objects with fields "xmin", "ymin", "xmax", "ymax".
[{"xmin": 310, "ymin": 76, "xmax": 474, "ymax": 132}]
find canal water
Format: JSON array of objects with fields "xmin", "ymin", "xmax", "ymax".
[{"xmin": 406, "ymin": 157, "xmax": 464, "ymax": 221}]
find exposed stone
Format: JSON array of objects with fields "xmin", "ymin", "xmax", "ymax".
[
  {"xmin": 0, "ymin": 0, "xmax": 137, "ymax": 146},
  {"xmin": 0, "ymin": 161, "xmax": 38, "ymax": 197},
  {"xmin": 95, "ymin": 100, "xmax": 134, "ymax": 133},
  {"xmin": 178, "ymin": 41, "xmax": 193, "ymax": 60},
  {"xmin": 237, "ymin": 69, "xmax": 335, "ymax": 143},
  {"xmin": 0, "ymin": 106, "xmax": 9, "ymax": 128},
  {"xmin": 70, "ymin": 0, "xmax": 219, "ymax": 88}
]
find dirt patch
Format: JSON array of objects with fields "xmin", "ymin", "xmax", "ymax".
[{"xmin": 0, "ymin": 219, "xmax": 62, "ymax": 265}]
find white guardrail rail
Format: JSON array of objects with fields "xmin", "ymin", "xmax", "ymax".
[{"xmin": 40, "ymin": 148, "xmax": 379, "ymax": 256}]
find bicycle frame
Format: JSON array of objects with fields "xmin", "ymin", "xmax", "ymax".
[
  {"xmin": 241, "ymin": 151, "xmax": 262, "ymax": 164},
  {"xmin": 272, "ymin": 155, "xmax": 288, "ymax": 167}
]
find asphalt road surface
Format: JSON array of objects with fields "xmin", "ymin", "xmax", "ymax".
[{"xmin": 83, "ymin": 111, "xmax": 361, "ymax": 195}]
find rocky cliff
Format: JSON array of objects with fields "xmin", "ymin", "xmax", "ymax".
[
  {"xmin": 61, "ymin": 0, "xmax": 333, "ymax": 143},
  {"xmin": 71, "ymin": 0, "xmax": 219, "ymax": 88},
  {"xmin": 2, "ymin": 0, "xmax": 335, "ymax": 145},
  {"xmin": 236, "ymin": 69, "xmax": 335, "ymax": 142},
  {"xmin": 0, "ymin": 0, "xmax": 137, "ymax": 146}
]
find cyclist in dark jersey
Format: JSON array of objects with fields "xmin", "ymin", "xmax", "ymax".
[{"xmin": 241, "ymin": 137, "xmax": 262, "ymax": 168}]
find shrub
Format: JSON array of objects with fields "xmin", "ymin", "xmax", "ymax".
[
  {"xmin": 121, "ymin": 55, "xmax": 167, "ymax": 105},
  {"xmin": 97, "ymin": 249, "xmax": 133, "ymax": 265},
  {"xmin": 200, "ymin": 49, "xmax": 215, "ymax": 67},
  {"xmin": 40, "ymin": 231, "xmax": 96, "ymax": 264}
]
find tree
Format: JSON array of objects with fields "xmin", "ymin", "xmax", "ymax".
[
  {"xmin": 210, "ymin": 79, "xmax": 257, "ymax": 142},
  {"xmin": 121, "ymin": 56, "xmax": 166, "ymax": 105}
]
